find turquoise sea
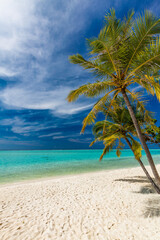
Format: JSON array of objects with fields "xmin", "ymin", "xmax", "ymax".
[{"xmin": 0, "ymin": 149, "xmax": 160, "ymax": 184}]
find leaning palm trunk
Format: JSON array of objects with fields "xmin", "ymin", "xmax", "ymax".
[
  {"xmin": 124, "ymin": 137, "xmax": 160, "ymax": 194},
  {"xmin": 122, "ymin": 88, "xmax": 160, "ymax": 186},
  {"xmin": 138, "ymin": 159, "xmax": 160, "ymax": 194},
  {"xmin": 67, "ymin": 10, "xmax": 160, "ymax": 185}
]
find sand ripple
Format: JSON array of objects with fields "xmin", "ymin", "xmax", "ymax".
[{"xmin": 0, "ymin": 166, "xmax": 160, "ymax": 240}]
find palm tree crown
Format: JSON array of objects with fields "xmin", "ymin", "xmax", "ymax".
[
  {"xmin": 68, "ymin": 9, "xmax": 160, "ymax": 131},
  {"xmin": 90, "ymin": 99, "xmax": 160, "ymax": 193},
  {"xmin": 90, "ymin": 98, "xmax": 154, "ymax": 161},
  {"xmin": 67, "ymin": 9, "xmax": 160, "ymax": 184}
]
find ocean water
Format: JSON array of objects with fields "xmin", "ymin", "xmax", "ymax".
[{"xmin": 0, "ymin": 149, "xmax": 160, "ymax": 184}]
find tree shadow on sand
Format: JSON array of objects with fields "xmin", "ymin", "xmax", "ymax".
[
  {"xmin": 115, "ymin": 176, "xmax": 160, "ymax": 217},
  {"xmin": 115, "ymin": 176, "xmax": 150, "ymax": 185},
  {"xmin": 144, "ymin": 199, "xmax": 160, "ymax": 217}
]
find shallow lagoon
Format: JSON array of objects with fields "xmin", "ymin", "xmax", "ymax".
[{"xmin": 0, "ymin": 149, "xmax": 160, "ymax": 183}]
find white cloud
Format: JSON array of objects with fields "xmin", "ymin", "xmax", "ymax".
[
  {"xmin": 0, "ymin": 67, "xmax": 17, "ymax": 77},
  {"xmin": 0, "ymin": 0, "xmax": 109, "ymax": 115},
  {"xmin": 0, "ymin": 138, "xmax": 42, "ymax": 146},
  {"xmin": 0, "ymin": 116, "xmax": 51, "ymax": 135},
  {"xmin": 0, "ymin": 0, "xmax": 44, "ymax": 76},
  {"xmin": 53, "ymin": 132, "xmax": 91, "ymax": 140},
  {"xmin": 0, "ymin": 116, "xmax": 25, "ymax": 126},
  {"xmin": 52, "ymin": 103, "xmax": 94, "ymax": 116},
  {"xmin": 39, "ymin": 132, "xmax": 62, "ymax": 138},
  {"xmin": 53, "ymin": 136, "xmax": 66, "ymax": 140},
  {"xmin": 11, "ymin": 124, "xmax": 50, "ymax": 135},
  {"xmin": 1, "ymin": 86, "xmax": 94, "ymax": 115},
  {"xmin": 68, "ymin": 137, "xmax": 93, "ymax": 143}
]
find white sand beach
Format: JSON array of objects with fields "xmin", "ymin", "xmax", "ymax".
[{"xmin": 0, "ymin": 165, "xmax": 160, "ymax": 240}]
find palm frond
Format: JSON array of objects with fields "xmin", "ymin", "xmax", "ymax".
[
  {"xmin": 143, "ymin": 75, "xmax": 160, "ymax": 101},
  {"xmin": 99, "ymin": 139, "xmax": 116, "ymax": 161},
  {"xmin": 69, "ymin": 54, "xmax": 113, "ymax": 78},
  {"xmin": 116, "ymin": 149, "xmax": 121, "ymax": 157},
  {"xmin": 125, "ymin": 89, "xmax": 146, "ymax": 112},
  {"xmin": 89, "ymin": 39, "xmax": 118, "ymax": 74},
  {"xmin": 68, "ymin": 9, "xmax": 160, "ymax": 159},
  {"xmin": 67, "ymin": 81, "xmax": 114, "ymax": 102},
  {"xmin": 121, "ymin": 10, "xmax": 135, "ymax": 39},
  {"xmin": 128, "ymin": 136, "xmax": 142, "ymax": 160},
  {"xmin": 102, "ymin": 89, "xmax": 121, "ymax": 133},
  {"xmin": 81, "ymin": 88, "xmax": 118, "ymax": 133},
  {"xmin": 125, "ymin": 11, "xmax": 160, "ymax": 74}
]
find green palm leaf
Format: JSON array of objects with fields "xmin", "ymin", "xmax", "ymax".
[
  {"xmin": 125, "ymin": 11, "xmax": 160, "ymax": 74},
  {"xmin": 67, "ymin": 81, "xmax": 114, "ymax": 102},
  {"xmin": 81, "ymin": 88, "xmax": 119, "ymax": 133},
  {"xmin": 67, "ymin": 8, "xmax": 160, "ymax": 188}
]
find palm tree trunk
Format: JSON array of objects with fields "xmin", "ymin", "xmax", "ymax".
[
  {"xmin": 124, "ymin": 137, "xmax": 160, "ymax": 194},
  {"xmin": 121, "ymin": 88, "xmax": 160, "ymax": 185}
]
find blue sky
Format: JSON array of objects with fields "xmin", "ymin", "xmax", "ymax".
[{"xmin": 0, "ymin": 0, "xmax": 160, "ymax": 150}]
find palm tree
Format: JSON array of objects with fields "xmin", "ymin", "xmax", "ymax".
[
  {"xmin": 67, "ymin": 9, "xmax": 160, "ymax": 185},
  {"xmin": 145, "ymin": 120, "xmax": 160, "ymax": 145},
  {"xmin": 90, "ymin": 102, "xmax": 160, "ymax": 193}
]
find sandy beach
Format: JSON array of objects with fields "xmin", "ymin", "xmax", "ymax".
[{"xmin": 0, "ymin": 165, "xmax": 160, "ymax": 240}]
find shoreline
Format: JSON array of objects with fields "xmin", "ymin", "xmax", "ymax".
[
  {"xmin": 1, "ymin": 149, "xmax": 160, "ymax": 188},
  {"xmin": 0, "ymin": 165, "xmax": 160, "ymax": 239},
  {"xmin": 1, "ymin": 162, "xmax": 160, "ymax": 188},
  {"xmin": 0, "ymin": 163, "xmax": 151, "ymax": 188}
]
